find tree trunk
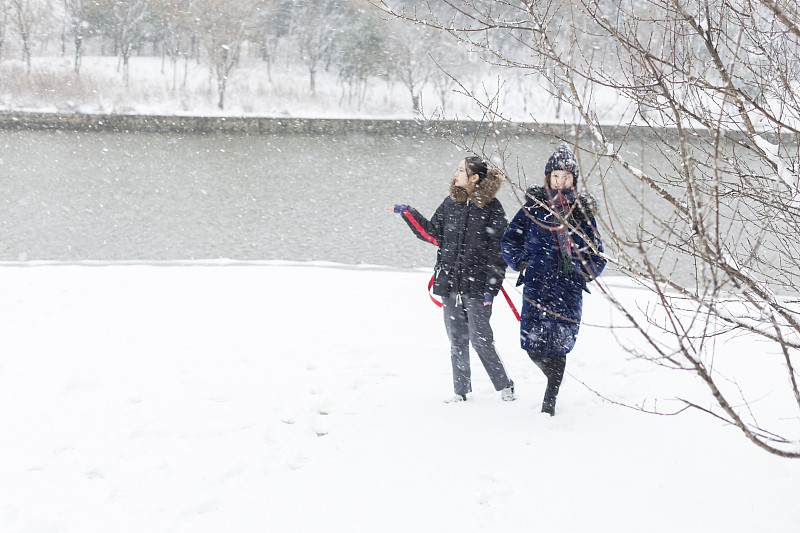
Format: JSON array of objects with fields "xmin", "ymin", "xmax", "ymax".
[
  {"xmin": 74, "ymin": 35, "xmax": 82, "ymax": 75},
  {"xmin": 22, "ymin": 37, "xmax": 30, "ymax": 73},
  {"xmin": 217, "ymin": 78, "xmax": 226, "ymax": 110},
  {"xmin": 123, "ymin": 54, "xmax": 130, "ymax": 86}
]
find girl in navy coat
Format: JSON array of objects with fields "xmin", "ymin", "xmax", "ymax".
[
  {"xmin": 501, "ymin": 144, "xmax": 605, "ymax": 415},
  {"xmin": 388, "ymin": 156, "xmax": 515, "ymax": 403}
]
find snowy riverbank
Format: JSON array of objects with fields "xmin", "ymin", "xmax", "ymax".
[
  {"xmin": 0, "ymin": 110, "xmax": 562, "ymax": 136},
  {"xmin": 1, "ymin": 262, "xmax": 798, "ymax": 533},
  {"xmin": 0, "ymin": 55, "xmax": 618, "ymax": 125}
]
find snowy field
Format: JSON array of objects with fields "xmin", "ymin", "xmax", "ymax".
[
  {"xmin": 1, "ymin": 262, "xmax": 798, "ymax": 533},
  {"xmin": 0, "ymin": 55, "xmax": 628, "ymax": 124}
]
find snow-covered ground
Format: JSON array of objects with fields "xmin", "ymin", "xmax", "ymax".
[{"xmin": 1, "ymin": 262, "xmax": 798, "ymax": 533}]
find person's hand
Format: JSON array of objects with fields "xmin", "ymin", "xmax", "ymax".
[{"xmin": 384, "ymin": 204, "xmax": 408, "ymax": 214}]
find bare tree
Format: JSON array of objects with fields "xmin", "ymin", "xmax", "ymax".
[
  {"xmin": 384, "ymin": 19, "xmax": 439, "ymax": 113},
  {"xmin": 62, "ymin": 0, "xmax": 86, "ymax": 73},
  {"xmin": 195, "ymin": 0, "xmax": 264, "ymax": 110},
  {"xmin": 9, "ymin": 0, "xmax": 50, "ymax": 72},
  {"xmin": 150, "ymin": 1, "xmax": 195, "ymax": 91},
  {"xmin": 290, "ymin": 0, "xmax": 343, "ymax": 95},
  {"xmin": 98, "ymin": 0, "xmax": 149, "ymax": 86},
  {"xmin": 426, "ymin": 31, "xmax": 472, "ymax": 118},
  {"xmin": 0, "ymin": 0, "xmax": 9, "ymax": 61},
  {"xmin": 337, "ymin": 7, "xmax": 386, "ymax": 109},
  {"xmin": 251, "ymin": 0, "xmax": 290, "ymax": 83},
  {"xmin": 375, "ymin": 0, "xmax": 800, "ymax": 458}
]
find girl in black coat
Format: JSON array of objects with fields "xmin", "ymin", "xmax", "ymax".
[{"xmin": 388, "ymin": 156, "xmax": 515, "ymax": 403}]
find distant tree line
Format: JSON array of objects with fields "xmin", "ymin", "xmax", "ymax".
[{"xmin": 0, "ymin": 0, "xmax": 499, "ymax": 111}]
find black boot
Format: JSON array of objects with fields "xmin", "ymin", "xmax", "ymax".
[
  {"xmin": 527, "ymin": 352, "xmax": 565, "ymax": 417},
  {"xmin": 542, "ymin": 393, "xmax": 556, "ymax": 416}
]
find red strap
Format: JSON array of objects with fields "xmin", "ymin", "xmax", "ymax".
[
  {"xmin": 427, "ymin": 274, "xmax": 520, "ymax": 321},
  {"xmin": 500, "ymin": 286, "xmax": 521, "ymax": 322},
  {"xmin": 428, "ymin": 274, "xmax": 443, "ymax": 308},
  {"xmin": 403, "ymin": 209, "xmax": 439, "ymax": 246}
]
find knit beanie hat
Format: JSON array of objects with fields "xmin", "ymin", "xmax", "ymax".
[{"xmin": 544, "ymin": 143, "xmax": 580, "ymax": 183}]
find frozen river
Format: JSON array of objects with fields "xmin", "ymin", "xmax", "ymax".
[{"xmin": 2, "ymin": 128, "xmax": 583, "ymax": 266}]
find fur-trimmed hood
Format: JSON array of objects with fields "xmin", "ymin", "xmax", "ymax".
[
  {"xmin": 449, "ymin": 168, "xmax": 505, "ymax": 208},
  {"xmin": 524, "ymin": 185, "xmax": 598, "ymax": 221}
]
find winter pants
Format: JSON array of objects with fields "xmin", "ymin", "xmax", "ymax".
[
  {"xmin": 527, "ymin": 351, "xmax": 567, "ymax": 415},
  {"xmin": 442, "ymin": 294, "xmax": 511, "ymax": 396}
]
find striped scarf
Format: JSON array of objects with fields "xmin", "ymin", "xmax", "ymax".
[{"xmin": 547, "ymin": 188, "xmax": 575, "ymax": 275}]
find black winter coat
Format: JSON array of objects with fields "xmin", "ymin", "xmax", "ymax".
[{"xmin": 400, "ymin": 171, "xmax": 508, "ymax": 299}]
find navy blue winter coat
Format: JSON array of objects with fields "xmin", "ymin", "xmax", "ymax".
[
  {"xmin": 400, "ymin": 170, "xmax": 507, "ymax": 299},
  {"xmin": 501, "ymin": 186, "xmax": 605, "ymax": 356}
]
